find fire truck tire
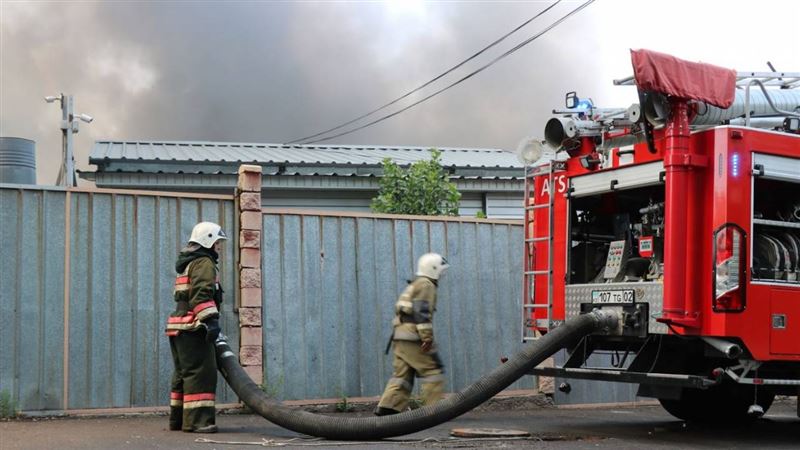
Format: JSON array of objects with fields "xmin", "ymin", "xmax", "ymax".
[
  {"xmin": 214, "ymin": 309, "xmax": 620, "ymax": 440},
  {"xmin": 658, "ymin": 384, "xmax": 775, "ymax": 423}
]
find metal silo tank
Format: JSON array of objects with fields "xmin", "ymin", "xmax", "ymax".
[{"xmin": 0, "ymin": 137, "xmax": 36, "ymax": 184}]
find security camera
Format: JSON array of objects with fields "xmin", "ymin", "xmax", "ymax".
[
  {"xmin": 44, "ymin": 95, "xmax": 61, "ymax": 103},
  {"xmin": 76, "ymin": 113, "xmax": 94, "ymax": 123}
]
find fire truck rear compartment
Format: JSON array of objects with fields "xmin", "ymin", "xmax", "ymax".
[
  {"xmin": 566, "ymin": 183, "xmax": 666, "ymax": 337},
  {"xmin": 569, "ymin": 184, "xmax": 665, "ymax": 285}
]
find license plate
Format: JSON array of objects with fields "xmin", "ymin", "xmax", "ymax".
[{"xmin": 591, "ymin": 289, "xmax": 635, "ymax": 304}]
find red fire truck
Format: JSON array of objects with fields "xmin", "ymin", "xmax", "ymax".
[{"xmin": 523, "ymin": 50, "xmax": 800, "ymax": 421}]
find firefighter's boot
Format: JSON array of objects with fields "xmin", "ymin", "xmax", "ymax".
[
  {"xmin": 373, "ymin": 407, "xmax": 400, "ymax": 416},
  {"xmin": 189, "ymin": 424, "xmax": 219, "ymax": 433},
  {"xmin": 168, "ymin": 400, "xmax": 183, "ymax": 431}
]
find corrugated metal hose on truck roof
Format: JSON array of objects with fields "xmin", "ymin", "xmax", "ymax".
[{"xmin": 214, "ymin": 309, "xmax": 620, "ymax": 441}]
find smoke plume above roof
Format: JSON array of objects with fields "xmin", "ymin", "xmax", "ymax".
[{"xmin": 0, "ymin": 1, "xmax": 797, "ymax": 184}]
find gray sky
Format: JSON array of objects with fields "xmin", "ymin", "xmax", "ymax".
[{"xmin": 1, "ymin": 0, "xmax": 798, "ymax": 185}]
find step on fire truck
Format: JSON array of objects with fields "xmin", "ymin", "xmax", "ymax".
[{"xmin": 522, "ymin": 50, "xmax": 800, "ymax": 422}]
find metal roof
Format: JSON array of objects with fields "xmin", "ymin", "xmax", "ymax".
[
  {"xmin": 78, "ymin": 171, "xmax": 524, "ymax": 193},
  {"xmin": 88, "ymin": 140, "xmax": 522, "ymax": 170}
]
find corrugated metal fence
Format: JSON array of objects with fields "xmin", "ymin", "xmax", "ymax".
[
  {"xmin": 0, "ymin": 185, "xmax": 239, "ymax": 411},
  {"xmin": 0, "ymin": 185, "xmax": 533, "ymax": 411},
  {"xmin": 260, "ymin": 210, "xmax": 532, "ymax": 400}
]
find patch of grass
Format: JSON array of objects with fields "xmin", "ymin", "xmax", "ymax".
[
  {"xmin": 259, "ymin": 375, "xmax": 283, "ymax": 399},
  {"xmin": 335, "ymin": 394, "xmax": 354, "ymax": 413},
  {"xmin": 408, "ymin": 397, "xmax": 424, "ymax": 410},
  {"xmin": 0, "ymin": 390, "xmax": 18, "ymax": 419}
]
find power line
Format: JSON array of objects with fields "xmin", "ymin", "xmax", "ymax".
[
  {"xmin": 296, "ymin": 0, "xmax": 595, "ymax": 145},
  {"xmin": 284, "ymin": 0, "xmax": 562, "ymax": 145}
]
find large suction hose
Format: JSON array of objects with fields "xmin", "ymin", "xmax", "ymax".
[{"xmin": 215, "ymin": 309, "xmax": 620, "ymax": 440}]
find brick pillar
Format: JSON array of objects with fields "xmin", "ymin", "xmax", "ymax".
[
  {"xmin": 537, "ymin": 356, "xmax": 555, "ymax": 395},
  {"xmin": 237, "ymin": 164, "xmax": 264, "ymax": 384}
]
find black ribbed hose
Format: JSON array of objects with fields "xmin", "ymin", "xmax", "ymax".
[{"xmin": 215, "ymin": 309, "xmax": 619, "ymax": 440}]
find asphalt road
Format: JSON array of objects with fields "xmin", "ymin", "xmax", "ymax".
[{"xmin": 1, "ymin": 402, "xmax": 798, "ymax": 449}]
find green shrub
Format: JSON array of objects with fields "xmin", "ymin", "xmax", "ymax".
[{"xmin": 371, "ymin": 149, "xmax": 461, "ymax": 216}]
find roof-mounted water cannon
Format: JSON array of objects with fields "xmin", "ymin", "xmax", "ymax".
[
  {"xmin": 544, "ymin": 117, "xmax": 597, "ymax": 153},
  {"xmin": 545, "ymin": 90, "xmax": 644, "ymax": 158}
]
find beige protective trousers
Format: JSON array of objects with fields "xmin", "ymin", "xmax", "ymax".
[{"xmin": 377, "ymin": 340, "xmax": 445, "ymax": 412}]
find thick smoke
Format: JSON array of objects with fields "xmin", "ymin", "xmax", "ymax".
[{"xmin": 0, "ymin": 1, "xmax": 797, "ymax": 185}]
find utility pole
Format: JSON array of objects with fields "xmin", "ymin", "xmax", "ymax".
[{"xmin": 45, "ymin": 94, "xmax": 93, "ymax": 187}]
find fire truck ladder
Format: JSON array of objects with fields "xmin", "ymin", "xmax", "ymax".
[
  {"xmin": 522, "ymin": 161, "xmax": 558, "ymax": 342},
  {"xmin": 614, "ymin": 71, "xmax": 800, "ymax": 89}
]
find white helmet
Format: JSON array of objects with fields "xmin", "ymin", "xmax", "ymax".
[
  {"xmin": 189, "ymin": 222, "xmax": 227, "ymax": 249},
  {"xmin": 416, "ymin": 253, "xmax": 450, "ymax": 280}
]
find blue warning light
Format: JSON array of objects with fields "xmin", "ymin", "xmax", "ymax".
[{"xmin": 731, "ymin": 153, "xmax": 740, "ymax": 178}]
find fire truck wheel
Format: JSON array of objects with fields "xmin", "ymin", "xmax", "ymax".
[{"xmin": 658, "ymin": 384, "xmax": 775, "ymax": 423}]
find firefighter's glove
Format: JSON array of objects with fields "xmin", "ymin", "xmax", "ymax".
[
  {"xmin": 204, "ymin": 317, "xmax": 221, "ymax": 343},
  {"xmin": 421, "ymin": 340, "xmax": 433, "ymax": 353}
]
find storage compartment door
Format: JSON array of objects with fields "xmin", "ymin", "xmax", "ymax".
[
  {"xmin": 770, "ymin": 289, "xmax": 800, "ymax": 355},
  {"xmin": 570, "ymin": 161, "xmax": 663, "ymax": 197},
  {"xmin": 753, "ymin": 153, "xmax": 800, "ymax": 183}
]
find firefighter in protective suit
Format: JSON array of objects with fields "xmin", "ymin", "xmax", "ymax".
[
  {"xmin": 165, "ymin": 222, "xmax": 226, "ymax": 433},
  {"xmin": 375, "ymin": 253, "xmax": 450, "ymax": 416}
]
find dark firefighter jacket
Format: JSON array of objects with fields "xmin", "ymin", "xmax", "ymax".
[
  {"xmin": 165, "ymin": 245, "xmax": 223, "ymax": 336},
  {"xmin": 391, "ymin": 276, "xmax": 437, "ymax": 343}
]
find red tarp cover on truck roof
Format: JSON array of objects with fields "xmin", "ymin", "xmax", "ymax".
[{"xmin": 630, "ymin": 49, "xmax": 736, "ymax": 108}]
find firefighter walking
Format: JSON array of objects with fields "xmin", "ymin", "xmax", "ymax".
[
  {"xmin": 375, "ymin": 253, "xmax": 450, "ymax": 416},
  {"xmin": 165, "ymin": 222, "xmax": 227, "ymax": 433}
]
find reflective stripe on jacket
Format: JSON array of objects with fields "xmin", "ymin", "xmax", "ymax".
[
  {"xmin": 391, "ymin": 276, "xmax": 437, "ymax": 342},
  {"xmin": 165, "ymin": 257, "xmax": 220, "ymax": 336}
]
